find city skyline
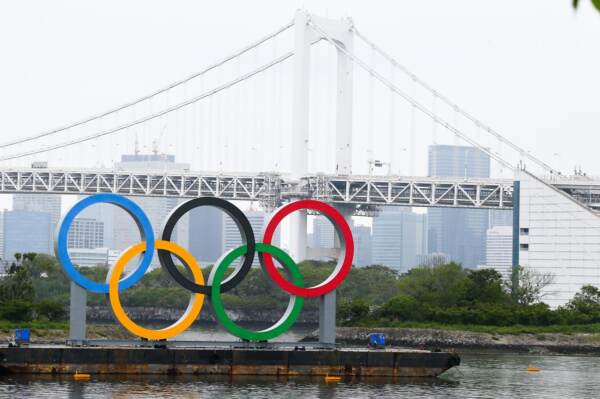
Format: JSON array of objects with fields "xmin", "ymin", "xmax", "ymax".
[
  {"xmin": 0, "ymin": 4, "xmax": 593, "ymax": 309},
  {"xmin": 0, "ymin": 146, "xmax": 514, "ymax": 274},
  {"xmin": 1, "ymin": 4, "xmax": 599, "ymax": 390}
]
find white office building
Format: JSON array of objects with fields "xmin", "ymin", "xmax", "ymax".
[
  {"xmin": 0, "ymin": 211, "xmax": 4, "ymax": 260},
  {"xmin": 417, "ymin": 252, "xmax": 451, "ymax": 267},
  {"xmin": 67, "ymin": 218, "xmax": 105, "ymax": 249},
  {"xmin": 312, "ymin": 216, "xmax": 335, "ymax": 249},
  {"xmin": 69, "ymin": 247, "xmax": 121, "ymax": 268},
  {"xmin": 518, "ymin": 171, "xmax": 600, "ymax": 307},
  {"xmin": 485, "ymin": 225, "xmax": 513, "ymax": 280}
]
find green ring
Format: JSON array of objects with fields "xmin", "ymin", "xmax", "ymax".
[{"xmin": 209, "ymin": 243, "xmax": 304, "ymax": 341}]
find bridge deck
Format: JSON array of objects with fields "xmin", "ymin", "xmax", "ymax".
[{"xmin": 0, "ymin": 168, "xmax": 516, "ymax": 211}]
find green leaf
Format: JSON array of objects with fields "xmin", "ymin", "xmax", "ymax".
[
  {"xmin": 592, "ymin": 0, "xmax": 600, "ymax": 12},
  {"xmin": 573, "ymin": 0, "xmax": 579, "ymax": 9}
]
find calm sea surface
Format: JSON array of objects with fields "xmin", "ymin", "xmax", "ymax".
[{"xmin": 1, "ymin": 327, "xmax": 599, "ymax": 398}]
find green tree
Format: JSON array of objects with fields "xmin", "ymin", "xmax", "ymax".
[
  {"xmin": 377, "ymin": 294, "xmax": 423, "ymax": 322},
  {"xmin": 0, "ymin": 254, "xmax": 35, "ymax": 303},
  {"xmin": 338, "ymin": 299, "xmax": 371, "ymax": 324},
  {"xmin": 573, "ymin": 0, "xmax": 600, "ymax": 13},
  {"xmin": 397, "ymin": 262, "xmax": 468, "ymax": 308},
  {"xmin": 507, "ymin": 267, "xmax": 555, "ymax": 305},
  {"xmin": 566, "ymin": 285, "xmax": 600, "ymax": 314},
  {"xmin": 464, "ymin": 268, "xmax": 509, "ymax": 304}
]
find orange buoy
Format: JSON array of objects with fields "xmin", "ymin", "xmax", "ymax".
[
  {"xmin": 324, "ymin": 374, "xmax": 342, "ymax": 382},
  {"xmin": 527, "ymin": 366, "xmax": 540, "ymax": 372},
  {"xmin": 73, "ymin": 370, "xmax": 91, "ymax": 380}
]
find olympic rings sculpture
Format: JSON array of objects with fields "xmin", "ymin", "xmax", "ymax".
[{"xmin": 55, "ymin": 193, "xmax": 354, "ymax": 341}]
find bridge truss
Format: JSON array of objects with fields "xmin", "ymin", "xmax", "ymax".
[{"xmin": 0, "ymin": 168, "xmax": 515, "ymax": 212}]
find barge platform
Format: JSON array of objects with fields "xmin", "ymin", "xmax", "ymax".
[{"xmin": 0, "ymin": 345, "xmax": 460, "ymax": 377}]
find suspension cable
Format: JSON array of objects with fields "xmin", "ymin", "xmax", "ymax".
[
  {"xmin": 352, "ymin": 27, "xmax": 559, "ymax": 175},
  {"xmin": 309, "ymin": 21, "xmax": 514, "ymax": 171},
  {"xmin": 0, "ymin": 21, "xmax": 294, "ymax": 150},
  {"xmin": 0, "ymin": 50, "xmax": 296, "ymax": 162}
]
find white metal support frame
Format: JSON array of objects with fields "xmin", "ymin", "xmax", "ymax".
[
  {"xmin": 288, "ymin": 10, "xmax": 355, "ymax": 262},
  {"xmin": 288, "ymin": 11, "xmax": 355, "ymax": 345}
]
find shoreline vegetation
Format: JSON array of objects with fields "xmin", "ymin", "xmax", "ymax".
[{"xmin": 5, "ymin": 253, "xmax": 600, "ymax": 354}]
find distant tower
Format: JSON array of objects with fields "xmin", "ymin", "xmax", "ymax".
[
  {"xmin": 222, "ymin": 210, "xmax": 265, "ymax": 267},
  {"xmin": 188, "ymin": 207, "xmax": 223, "ymax": 264},
  {"xmin": 427, "ymin": 145, "xmax": 490, "ymax": 268},
  {"xmin": 372, "ymin": 208, "xmax": 427, "ymax": 273},
  {"xmin": 351, "ymin": 224, "xmax": 372, "ymax": 267},
  {"xmin": 12, "ymin": 193, "xmax": 61, "ymax": 252},
  {"xmin": 3, "ymin": 210, "xmax": 52, "ymax": 261}
]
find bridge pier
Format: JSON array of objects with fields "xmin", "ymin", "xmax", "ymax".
[{"xmin": 68, "ymin": 282, "xmax": 87, "ymax": 345}]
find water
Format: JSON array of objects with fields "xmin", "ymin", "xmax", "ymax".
[{"xmin": 1, "ymin": 351, "xmax": 600, "ymax": 398}]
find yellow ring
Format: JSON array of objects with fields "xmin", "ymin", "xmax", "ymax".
[{"xmin": 108, "ymin": 240, "xmax": 205, "ymax": 340}]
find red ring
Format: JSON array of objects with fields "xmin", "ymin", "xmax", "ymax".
[{"xmin": 261, "ymin": 199, "xmax": 354, "ymax": 298}]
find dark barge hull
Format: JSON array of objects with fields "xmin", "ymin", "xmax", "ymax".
[{"xmin": 0, "ymin": 346, "xmax": 460, "ymax": 377}]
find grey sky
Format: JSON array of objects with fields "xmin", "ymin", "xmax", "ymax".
[{"xmin": 0, "ymin": 0, "xmax": 599, "ymax": 179}]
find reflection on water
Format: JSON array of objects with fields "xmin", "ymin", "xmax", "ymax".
[{"xmin": 1, "ymin": 352, "xmax": 600, "ymax": 398}]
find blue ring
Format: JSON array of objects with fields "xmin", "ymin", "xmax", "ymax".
[{"xmin": 55, "ymin": 193, "xmax": 155, "ymax": 293}]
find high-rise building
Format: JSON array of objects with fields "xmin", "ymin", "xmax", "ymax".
[
  {"xmin": 0, "ymin": 211, "xmax": 4, "ymax": 260},
  {"xmin": 485, "ymin": 225, "xmax": 513, "ymax": 280},
  {"xmin": 417, "ymin": 252, "xmax": 451, "ymax": 267},
  {"xmin": 13, "ymin": 194, "xmax": 61, "ymax": 228},
  {"xmin": 77, "ymin": 199, "xmax": 115, "ymax": 248},
  {"xmin": 188, "ymin": 206, "xmax": 223, "ymax": 264},
  {"xmin": 352, "ymin": 224, "xmax": 372, "ymax": 267},
  {"xmin": 112, "ymin": 154, "xmax": 190, "ymax": 267},
  {"xmin": 372, "ymin": 208, "xmax": 427, "ymax": 273},
  {"xmin": 69, "ymin": 247, "xmax": 120, "ymax": 268},
  {"xmin": 67, "ymin": 218, "xmax": 105, "ymax": 249},
  {"xmin": 489, "ymin": 209, "xmax": 513, "ymax": 228},
  {"xmin": 312, "ymin": 216, "xmax": 335, "ymax": 249},
  {"xmin": 12, "ymin": 194, "xmax": 61, "ymax": 250},
  {"xmin": 3, "ymin": 210, "xmax": 52, "ymax": 261},
  {"xmin": 222, "ymin": 210, "xmax": 265, "ymax": 266},
  {"xmin": 427, "ymin": 145, "xmax": 490, "ymax": 268}
]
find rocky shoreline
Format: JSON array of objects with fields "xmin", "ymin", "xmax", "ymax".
[{"xmin": 303, "ymin": 327, "xmax": 600, "ymax": 355}]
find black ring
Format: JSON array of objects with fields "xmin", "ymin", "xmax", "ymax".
[{"xmin": 158, "ymin": 197, "xmax": 256, "ymax": 294}]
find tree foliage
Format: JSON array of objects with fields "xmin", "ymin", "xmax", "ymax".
[
  {"xmin": 397, "ymin": 263, "xmax": 467, "ymax": 307},
  {"xmin": 573, "ymin": 0, "xmax": 600, "ymax": 13},
  {"xmin": 2, "ymin": 252, "xmax": 600, "ymax": 329},
  {"xmin": 507, "ymin": 267, "xmax": 555, "ymax": 306}
]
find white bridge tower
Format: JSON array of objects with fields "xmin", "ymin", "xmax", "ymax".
[{"xmin": 288, "ymin": 10, "xmax": 354, "ymax": 344}]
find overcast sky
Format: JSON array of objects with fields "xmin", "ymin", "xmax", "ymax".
[{"xmin": 0, "ymin": 0, "xmax": 599, "ymax": 181}]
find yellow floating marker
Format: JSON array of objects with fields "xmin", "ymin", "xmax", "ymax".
[
  {"xmin": 73, "ymin": 370, "xmax": 91, "ymax": 380},
  {"xmin": 324, "ymin": 374, "xmax": 342, "ymax": 382},
  {"xmin": 527, "ymin": 366, "xmax": 541, "ymax": 372}
]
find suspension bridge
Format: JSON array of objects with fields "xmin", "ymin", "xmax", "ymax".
[{"xmin": 1, "ymin": 10, "xmax": 599, "ymax": 307}]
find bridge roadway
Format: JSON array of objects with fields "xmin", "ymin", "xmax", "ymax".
[{"xmin": 0, "ymin": 167, "xmax": 517, "ymax": 212}]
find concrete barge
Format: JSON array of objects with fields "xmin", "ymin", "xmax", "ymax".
[{"xmin": 0, "ymin": 345, "xmax": 460, "ymax": 377}]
